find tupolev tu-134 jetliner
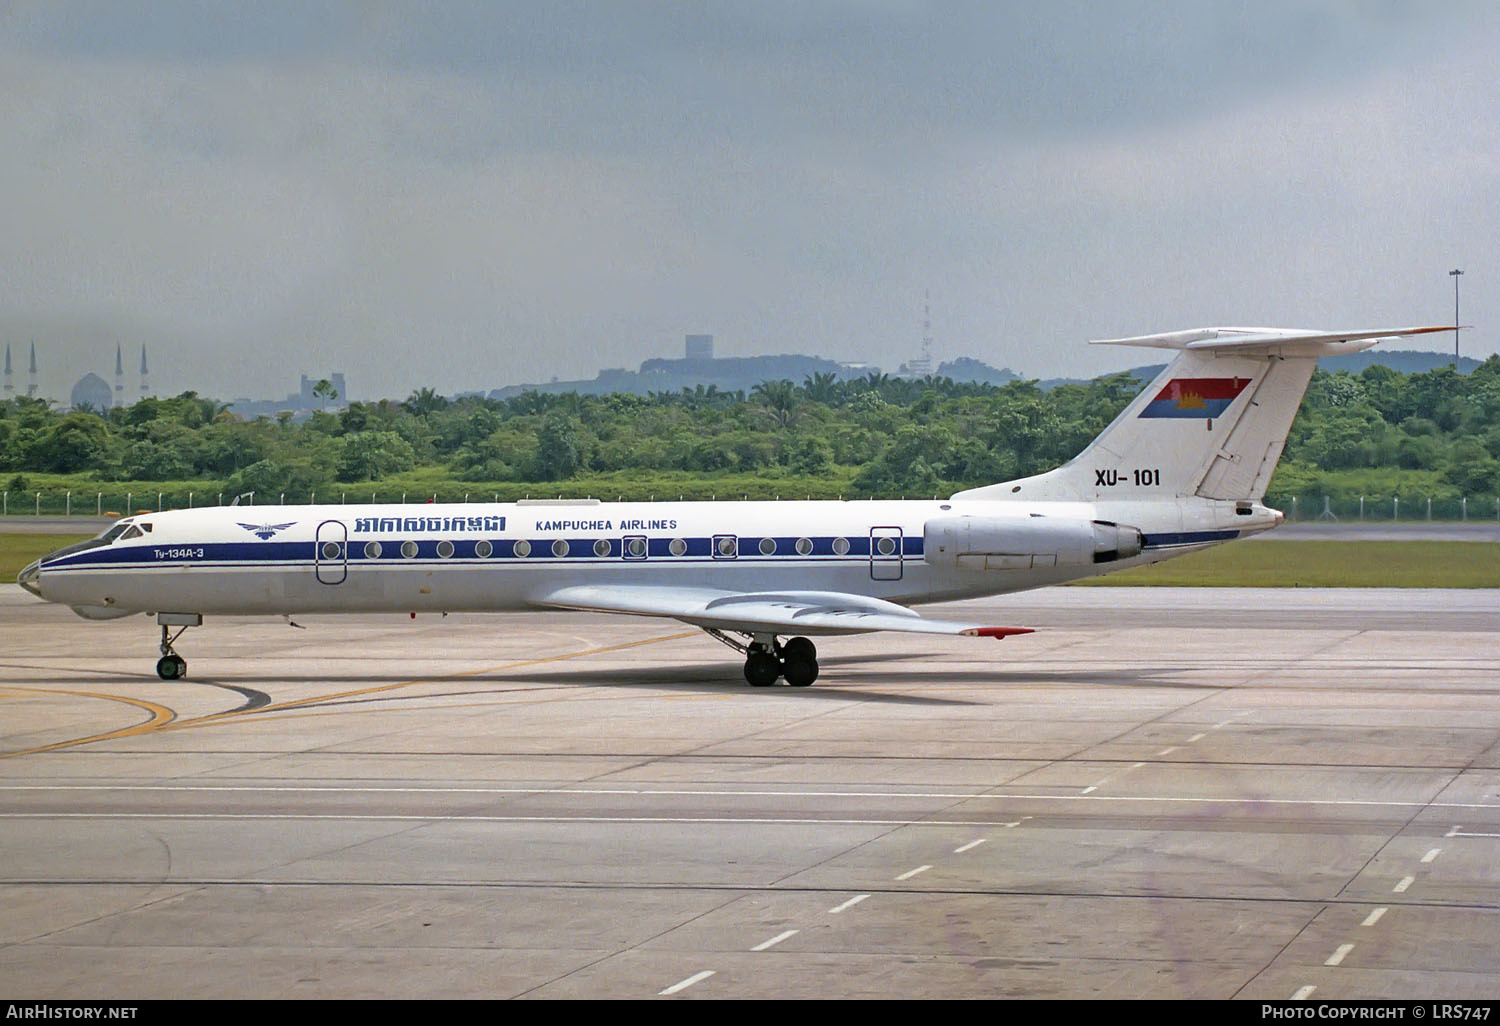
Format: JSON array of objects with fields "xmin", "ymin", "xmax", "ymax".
[{"xmin": 19, "ymin": 325, "xmax": 1450, "ymax": 685}]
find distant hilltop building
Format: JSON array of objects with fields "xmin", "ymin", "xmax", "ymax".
[
  {"xmin": 684, "ymin": 334, "xmax": 714, "ymax": 361},
  {"xmin": 491, "ymin": 336, "xmax": 879, "ymax": 400}
]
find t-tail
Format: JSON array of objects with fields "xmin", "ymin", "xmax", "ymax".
[{"xmin": 953, "ymin": 325, "xmax": 1452, "ymax": 505}]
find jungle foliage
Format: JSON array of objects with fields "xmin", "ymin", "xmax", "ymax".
[{"xmin": 2, "ymin": 356, "xmax": 1498, "ymax": 508}]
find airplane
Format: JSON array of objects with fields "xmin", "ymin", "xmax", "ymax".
[{"xmin": 17, "ymin": 325, "xmax": 1451, "ymax": 686}]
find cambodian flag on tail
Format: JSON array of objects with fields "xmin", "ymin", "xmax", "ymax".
[{"xmin": 1139, "ymin": 377, "xmax": 1250, "ymax": 418}]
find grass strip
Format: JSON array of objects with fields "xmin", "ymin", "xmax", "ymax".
[{"xmin": 1075, "ymin": 540, "xmax": 1500, "ymax": 588}]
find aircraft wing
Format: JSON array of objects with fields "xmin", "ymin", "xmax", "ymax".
[{"xmin": 535, "ymin": 585, "xmax": 1033, "ymax": 640}]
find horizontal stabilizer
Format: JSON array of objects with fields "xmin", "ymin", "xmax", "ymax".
[{"xmin": 1092, "ymin": 325, "xmax": 1454, "ymax": 355}]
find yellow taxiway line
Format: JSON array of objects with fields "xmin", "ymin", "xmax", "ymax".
[{"xmin": 0, "ymin": 629, "xmax": 699, "ymax": 758}]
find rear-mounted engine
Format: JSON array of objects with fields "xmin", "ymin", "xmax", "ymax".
[{"xmin": 923, "ymin": 515, "xmax": 1143, "ymax": 571}]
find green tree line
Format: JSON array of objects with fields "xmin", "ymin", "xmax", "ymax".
[{"xmin": 2, "ymin": 358, "xmax": 1497, "ymax": 510}]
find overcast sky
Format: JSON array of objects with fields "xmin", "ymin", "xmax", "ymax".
[{"xmin": 2, "ymin": 1, "xmax": 1497, "ymax": 402}]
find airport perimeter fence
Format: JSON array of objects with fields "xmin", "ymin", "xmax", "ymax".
[
  {"xmin": 1267, "ymin": 493, "xmax": 1500, "ymax": 523},
  {"xmin": 2, "ymin": 488, "xmax": 1500, "ymax": 522},
  {"xmin": 0, "ymin": 489, "xmax": 520, "ymax": 519}
]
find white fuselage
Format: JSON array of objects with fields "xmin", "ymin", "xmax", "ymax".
[{"xmin": 26, "ymin": 496, "xmax": 1277, "ymax": 623}]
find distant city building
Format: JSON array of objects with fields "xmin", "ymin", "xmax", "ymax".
[
  {"xmin": 300, "ymin": 372, "xmax": 347, "ymax": 407},
  {"xmin": 226, "ymin": 371, "xmax": 349, "ymax": 419},
  {"xmin": 70, "ymin": 372, "xmax": 113, "ymax": 411},
  {"xmin": 685, "ymin": 334, "xmax": 714, "ymax": 361}
]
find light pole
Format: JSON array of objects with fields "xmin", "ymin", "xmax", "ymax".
[{"xmin": 1449, "ymin": 268, "xmax": 1463, "ymax": 368}]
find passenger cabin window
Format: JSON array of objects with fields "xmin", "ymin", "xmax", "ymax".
[
  {"xmin": 551, "ymin": 539, "xmax": 569, "ymax": 558},
  {"xmin": 593, "ymin": 539, "xmax": 611, "ymax": 557},
  {"xmin": 669, "ymin": 538, "xmax": 687, "ymax": 557},
  {"xmin": 475, "ymin": 540, "xmax": 493, "ymax": 558},
  {"xmin": 758, "ymin": 537, "xmax": 776, "ymax": 555},
  {"xmin": 832, "ymin": 537, "xmax": 850, "ymax": 555},
  {"xmin": 714, "ymin": 535, "xmax": 737, "ymax": 558},
  {"xmin": 795, "ymin": 537, "xmax": 813, "ymax": 556},
  {"xmin": 364, "ymin": 541, "xmax": 382, "ymax": 559},
  {"xmin": 625, "ymin": 537, "xmax": 647, "ymax": 558},
  {"xmin": 513, "ymin": 539, "xmax": 532, "ymax": 558},
  {"xmin": 400, "ymin": 541, "xmax": 418, "ymax": 559},
  {"xmin": 436, "ymin": 540, "xmax": 455, "ymax": 559}
]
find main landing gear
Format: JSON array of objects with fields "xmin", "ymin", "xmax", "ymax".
[
  {"xmin": 154, "ymin": 613, "xmax": 202, "ymax": 680},
  {"xmin": 703, "ymin": 629, "xmax": 819, "ymax": 687}
]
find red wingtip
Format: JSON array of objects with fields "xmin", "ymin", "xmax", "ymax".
[{"xmin": 962, "ymin": 626, "xmax": 1035, "ymax": 639}]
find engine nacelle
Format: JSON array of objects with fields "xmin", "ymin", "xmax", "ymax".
[{"xmin": 923, "ymin": 515, "xmax": 1143, "ymax": 571}]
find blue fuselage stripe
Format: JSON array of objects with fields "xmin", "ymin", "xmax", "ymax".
[{"xmin": 43, "ymin": 535, "xmax": 926, "ymax": 572}]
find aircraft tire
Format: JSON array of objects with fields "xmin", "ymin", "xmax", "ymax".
[
  {"xmin": 783, "ymin": 657, "xmax": 818, "ymax": 687},
  {"xmin": 156, "ymin": 655, "xmax": 185, "ymax": 681},
  {"xmin": 744, "ymin": 652, "xmax": 781, "ymax": 687},
  {"xmin": 783, "ymin": 637, "xmax": 817, "ymax": 663}
]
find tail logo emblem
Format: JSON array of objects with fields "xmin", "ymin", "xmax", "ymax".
[{"xmin": 1140, "ymin": 378, "xmax": 1249, "ymax": 419}]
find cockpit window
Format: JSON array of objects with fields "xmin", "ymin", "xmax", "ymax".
[
  {"xmin": 38, "ymin": 520, "xmax": 133, "ymax": 562},
  {"xmin": 120, "ymin": 525, "xmax": 144, "ymax": 540}
]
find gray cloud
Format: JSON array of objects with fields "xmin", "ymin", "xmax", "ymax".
[{"xmin": 1, "ymin": 1, "xmax": 1495, "ymax": 401}]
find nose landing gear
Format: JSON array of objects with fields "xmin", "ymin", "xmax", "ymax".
[{"xmin": 154, "ymin": 613, "xmax": 202, "ymax": 680}]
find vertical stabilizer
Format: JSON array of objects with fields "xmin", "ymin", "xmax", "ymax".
[{"xmin": 952, "ymin": 326, "xmax": 1452, "ymax": 504}]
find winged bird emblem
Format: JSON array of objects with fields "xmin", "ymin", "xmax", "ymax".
[{"xmin": 237, "ymin": 521, "xmax": 296, "ymax": 540}]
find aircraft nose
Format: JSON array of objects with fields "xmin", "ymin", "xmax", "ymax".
[{"xmin": 17, "ymin": 559, "xmax": 42, "ymax": 598}]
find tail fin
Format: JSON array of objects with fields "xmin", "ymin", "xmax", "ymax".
[{"xmin": 953, "ymin": 326, "xmax": 1452, "ymax": 503}]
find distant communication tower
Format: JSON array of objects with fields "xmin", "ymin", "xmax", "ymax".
[
  {"xmin": 115, "ymin": 343, "xmax": 124, "ymax": 407},
  {"xmin": 27, "ymin": 342, "xmax": 37, "ymax": 397},
  {"xmin": 140, "ymin": 345, "xmax": 149, "ymax": 400},
  {"xmin": 902, "ymin": 290, "xmax": 936, "ymax": 377},
  {"xmin": 3, "ymin": 344, "xmax": 11, "ymax": 398}
]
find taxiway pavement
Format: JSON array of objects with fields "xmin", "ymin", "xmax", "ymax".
[{"xmin": 2, "ymin": 585, "xmax": 1498, "ymax": 999}]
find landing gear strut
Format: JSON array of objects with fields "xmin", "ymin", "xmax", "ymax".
[
  {"xmin": 154, "ymin": 613, "xmax": 202, "ymax": 680},
  {"xmin": 702, "ymin": 629, "xmax": 820, "ymax": 687}
]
